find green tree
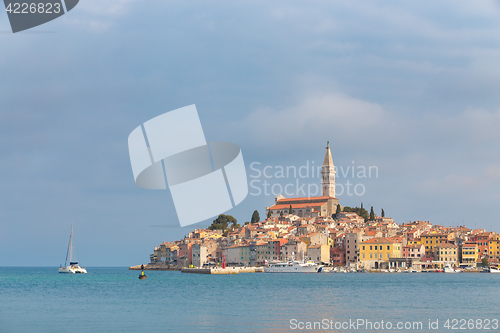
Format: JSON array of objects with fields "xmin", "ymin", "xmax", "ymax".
[
  {"xmin": 289, "ymin": 205, "xmax": 293, "ymax": 214},
  {"xmin": 343, "ymin": 205, "xmax": 369, "ymax": 221},
  {"xmin": 381, "ymin": 208, "xmax": 385, "ymax": 217},
  {"xmin": 482, "ymin": 257, "xmax": 489, "ymax": 267},
  {"xmin": 336, "ymin": 205, "xmax": 342, "ymax": 214},
  {"xmin": 361, "ymin": 202, "xmax": 364, "ymax": 210},
  {"xmin": 251, "ymin": 210, "xmax": 260, "ymax": 224},
  {"xmin": 370, "ymin": 206, "xmax": 375, "ymax": 221},
  {"xmin": 280, "ymin": 210, "xmax": 284, "ymax": 217},
  {"xmin": 267, "ymin": 210, "xmax": 271, "ymax": 218},
  {"xmin": 244, "ymin": 221, "xmax": 250, "ymax": 225},
  {"xmin": 208, "ymin": 214, "xmax": 237, "ymax": 232}
]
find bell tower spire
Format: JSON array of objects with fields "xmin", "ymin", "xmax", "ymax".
[{"xmin": 321, "ymin": 141, "xmax": 335, "ymax": 197}]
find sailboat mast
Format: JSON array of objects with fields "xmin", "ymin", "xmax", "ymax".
[
  {"xmin": 69, "ymin": 225, "xmax": 73, "ymax": 263},
  {"xmin": 64, "ymin": 225, "xmax": 72, "ymax": 267}
]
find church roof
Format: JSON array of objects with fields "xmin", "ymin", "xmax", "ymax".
[
  {"xmin": 278, "ymin": 196, "xmax": 333, "ymax": 202},
  {"xmin": 268, "ymin": 203, "xmax": 321, "ymax": 210},
  {"xmin": 323, "ymin": 145, "xmax": 334, "ymax": 167}
]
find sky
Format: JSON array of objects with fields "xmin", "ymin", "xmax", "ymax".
[{"xmin": 1, "ymin": 0, "xmax": 500, "ymax": 266}]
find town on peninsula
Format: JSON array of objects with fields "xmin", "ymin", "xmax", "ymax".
[{"xmin": 132, "ymin": 144, "xmax": 500, "ymax": 273}]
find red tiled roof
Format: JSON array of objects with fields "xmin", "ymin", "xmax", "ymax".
[
  {"xmin": 361, "ymin": 237, "xmax": 399, "ymax": 244},
  {"xmin": 277, "ymin": 196, "xmax": 333, "ymax": 202},
  {"xmin": 268, "ymin": 203, "xmax": 322, "ymax": 210}
]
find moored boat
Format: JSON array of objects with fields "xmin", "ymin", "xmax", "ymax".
[
  {"xmin": 264, "ymin": 258, "xmax": 322, "ymax": 273},
  {"xmin": 444, "ymin": 264, "xmax": 455, "ymax": 273},
  {"xmin": 58, "ymin": 225, "xmax": 87, "ymax": 274},
  {"xmin": 488, "ymin": 265, "xmax": 500, "ymax": 273}
]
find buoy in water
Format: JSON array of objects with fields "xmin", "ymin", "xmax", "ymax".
[{"xmin": 139, "ymin": 270, "xmax": 147, "ymax": 279}]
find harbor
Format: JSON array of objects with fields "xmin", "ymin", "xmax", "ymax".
[{"xmin": 129, "ymin": 264, "xmax": 264, "ymax": 274}]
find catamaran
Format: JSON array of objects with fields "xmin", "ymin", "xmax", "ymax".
[{"xmin": 58, "ymin": 225, "xmax": 87, "ymax": 274}]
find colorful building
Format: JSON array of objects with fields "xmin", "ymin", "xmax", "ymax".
[
  {"xmin": 307, "ymin": 244, "xmax": 330, "ymax": 264},
  {"xmin": 331, "ymin": 246, "xmax": 346, "ymax": 266},
  {"xmin": 461, "ymin": 242, "xmax": 479, "ymax": 267},
  {"xmin": 402, "ymin": 244, "xmax": 425, "ymax": 259},
  {"xmin": 473, "ymin": 232, "xmax": 493, "ymax": 259},
  {"xmin": 359, "ymin": 237, "xmax": 402, "ymax": 269},
  {"xmin": 434, "ymin": 243, "xmax": 459, "ymax": 267},
  {"xmin": 489, "ymin": 235, "xmax": 500, "ymax": 262},
  {"xmin": 421, "ymin": 233, "xmax": 452, "ymax": 255}
]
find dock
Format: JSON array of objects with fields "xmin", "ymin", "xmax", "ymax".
[
  {"xmin": 129, "ymin": 264, "xmax": 179, "ymax": 271},
  {"xmin": 181, "ymin": 267, "xmax": 265, "ymax": 274},
  {"xmin": 129, "ymin": 264, "xmax": 264, "ymax": 274}
]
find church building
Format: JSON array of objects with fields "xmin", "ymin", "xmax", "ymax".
[{"xmin": 266, "ymin": 142, "xmax": 340, "ymax": 218}]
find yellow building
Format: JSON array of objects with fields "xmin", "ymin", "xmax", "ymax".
[
  {"xmin": 489, "ymin": 235, "xmax": 500, "ymax": 262},
  {"xmin": 434, "ymin": 243, "xmax": 459, "ymax": 267},
  {"xmin": 408, "ymin": 238, "xmax": 421, "ymax": 246},
  {"xmin": 461, "ymin": 242, "xmax": 479, "ymax": 267},
  {"xmin": 327, "ymin": 237, "xmax": 335, "ymax": 248},
  {"xmin": 421, "ymin": 233, "xmax": 452, "ymax": 255},
  {"xmin": 299, "ymin": 232, "xmax": 328, "ymax": 247},
  {"xmin": 359, "ymin": 237, "xmax": 402, "ymax": 269}
]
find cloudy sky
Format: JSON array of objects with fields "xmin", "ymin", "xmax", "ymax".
[{"xmin": 1, "ymin": 0, "xmax": 500, "ymax": 266}]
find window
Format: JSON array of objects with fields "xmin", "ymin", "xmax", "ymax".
[
  {"xmin": 375, "ymin": 246, "xmax": 378, "ymax": 250},
  {"xmin": 370, "ymin": 246, "xmax": 372, "ymax": 250},
  {"xmin": 363, "ymin": 246, "xmax": 365, "ymax": 250},
  {"xmin": 362, "ymin": 253, "xmax": 365, "ymax": 258},
  {"xmin": 370, "ymin": 253, "xmax": 372, "ymax": 258},
  {"xmin": 375, "ymin": 253, "xmax": 377, "ymax": 258},
  {"xmin": 387, "ymin": 246, "xmax": 390, "ymax": 250}
]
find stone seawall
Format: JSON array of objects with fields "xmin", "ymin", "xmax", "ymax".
[
  {"xmin": 129, "ymin": 264, "xmax": 180, "ymax": 271},
  {"xmin": 181, "ymin": 267, "xmax": 265, "ymax": 274},
  {"xmin": 129, "ymin": 264, "xmax": 264, "ymax": 274}
]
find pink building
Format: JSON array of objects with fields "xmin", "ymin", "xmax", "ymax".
[
  {"xmin": 178, "ymin": 242, "xmax": 193, "ymax": 267},
  {"xmin": 403, "ymin": 244, "xmax": 425, "ymax": 259},
  {"xmin": 331, "ymin": 246, "xmax": 346, "ymax": 266}
]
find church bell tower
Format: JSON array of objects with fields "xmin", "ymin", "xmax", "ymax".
[{"xmin": 321, "ymin": 141, "xmax": 336, "ymax": 197}]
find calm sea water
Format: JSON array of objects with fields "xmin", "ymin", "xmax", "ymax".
[{"xmin": 1, "ymin": 267, "xmax": 499, "ymax": 333}]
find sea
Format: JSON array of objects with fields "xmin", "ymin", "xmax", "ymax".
[{"xmin": 0, "ymin": 267, "xmax": 499, "ymax": 333}]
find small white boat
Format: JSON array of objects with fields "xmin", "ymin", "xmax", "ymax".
[
  {"xmin": 444, "ymin": 263, "xmax": 461, "ymax": 273},
  {"xmin": 489, "ymin": 266, "xmax": 500, "ymax": 273},
  {"xmin": 58, "ymin": 225, "xmax": 87, "ymax": 274},
  {"xmin": 444, "ymin": 264, "xmax": 456, "ymax": 273}
]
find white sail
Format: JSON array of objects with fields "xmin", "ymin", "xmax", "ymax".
[{"xmin": 58, "ymin": 225, "xmax": 87, "ymax": 274}]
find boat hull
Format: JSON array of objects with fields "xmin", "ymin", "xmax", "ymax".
[
  {"xmin": 58, "ymin": 266, "xmax": 87, "ymax": 274},
  {"xmin": 264, "ymin": 262, "xmax": 322, "ymax": 273}
]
